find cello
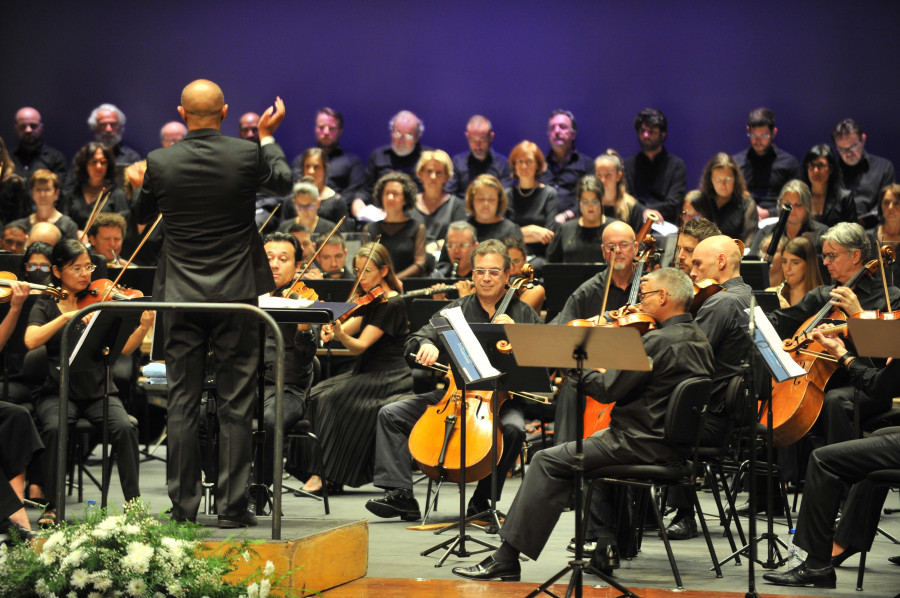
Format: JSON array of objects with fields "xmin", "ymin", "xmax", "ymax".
[{"xmin": 765, "ymin": 246, "xmax": 895, "ymax": 446}]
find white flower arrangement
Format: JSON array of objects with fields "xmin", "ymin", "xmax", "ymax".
[{"xmin": 0, "ymin": 500, "xmax": 300, "ymax": 597}]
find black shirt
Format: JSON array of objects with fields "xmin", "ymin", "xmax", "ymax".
[
  {"xmin": 732, "ymin": 144, "xmax": 802, "ymax": 213},
  {"xmin": 540, "ymin": 149, "xmax": 594, "ymax": 215},
  {"xmin": 468, "ymin": 217, "xmax": 521, "ymax": 243},
  {"xmin": 355, "ymin": 143, "xmax": 433, "ymax": 205},
  {"xmin": 448, "ymin": 150, "xmax": 512, "ymax": 196},
  {"xmin": 506, "ymin": 186, "xmax": 559, "ymax": 257},
  {"xmin": 839, "ymin": 152, "xmax": 895, "ymax": 223},
  {"xmin": 812, "ymin": 186, "xmax": 857, "ymax": 228},
  {"xmin": 357, "ymin": 294, "xmax": 410, "ymax": 373},
  {"xmin": 690, "ymin": 192, "xmax": 759, "ymax": 245},
  {"xmin": 290, "ymin": 145, "xmax": 366, "ymax": 206},
  {"xmin": 624, "ymin": 147, "xmax": 687, "ymax": 222},
  {"xmin": 546, "ymin": 218, "xmax": 615, "ymax": 264},
  {"xmin": 549, "ymin": 268, "xmax": 631, "ymax": 325},
  {"xmin": 12, "ymin": 143, "xmax": 69, "ymax": 182},
  {"xmin": 412, "ymin": 195, "xmax": 467, "ymax": 243}
]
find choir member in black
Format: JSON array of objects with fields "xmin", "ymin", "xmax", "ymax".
[
  {"xmin": 763, "ymin": 329, "xmax": 900, "ymax": 589},
  {"xmin": 502, "ymin": 236, "xmax": 545, "ymax": 313},
  {"xmin": 452, "ymin": 268, "xmax": 714, "ymax": 581},
  {"xmin": 365, "ymin": 172, "xmax": 427, "ymax": 280},
  {"xmin": 258, "ymin": 233, "xmax": 318, "ymax": 486},
  {"xmin": 547, "ymin": 175, "xmax": 615, "ymax": 263},
  {"xmin": 1, "ymin": 135, "xmax": 33, "ymax": 226},
  {"xmin": 60, "ymin": 143, "xmax": 128, "ymax": 231},
  {"xmin": 289, "ymin": 148, "xmax": 348, "ymax": 225},
  {"xmin": 414, "ymin": 149, "xmax": 466, "ymax": 249},
  {"xmin": 365, "ymin": 239, "xmax": 541, "ymax": 520},
  {"xmin": 506, "ymin": 140, "xmax": 558, "ymax": 267},
  {"xmin": 24, "ymin": 239, "xmax": 153, "ymax": 525},
  {"xmin": 750, "ymin": 180, "xmax": 828, "ymax": 259},
  {"xmin": 465, "ymin": 174, "xmax": 521, "ymax": 243},
  {"xmin": 594, "ymin": 150, "xmax": 644, "ymax": 234},
  {"xmin": 801, "ymin": 144, "xmax": 857, "ymax": 227},
  {"xmin": 8, "ymin": 170, "xmax": 78, "ymax": 242},
  {"xmin": 278, "ymin": 177, "xmax": 335, "ymax": 238},
  {"xmin": 664, "ymin": 235, "xmax": 752, "ymax": 539},
  {"xmin": 867, "ymin": 184, "xmax": 900, "ymax": 286},
  {"xmin": 768, "ymin": 222, "xmax": 900, "ymax": 446},
  {"xmin": 301, "ymin": 243, "xmax": 413, "ymax": 493},
  {"xmin": 687, "ymin": 152, "xmax": 759, "ymax": 247}
]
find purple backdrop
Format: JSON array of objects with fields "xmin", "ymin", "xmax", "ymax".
[{"xmin": 3, "ymin": 0, "xmax": 898, "ymax": 188}]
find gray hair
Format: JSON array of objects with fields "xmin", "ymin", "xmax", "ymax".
[
  {"xmin": 447, "ymin": 220, "xmax": 477, "ymax": 243},
  {"xmin": 777, "ymin": 179, "xmax": 812, "ymax": 218},
  {"xmin": 388, "ymin": 110, "xmax": 424, "ymax": 137},
  {"xmin": 88, "ymin": 103, "xmax": 126, "ymax": 128},
  {"xmin": 471, "ymin": 239, "xmax": 511, "ymax": 271},
  {"xmin": 648, "ymin": 267, "xmax": 694, "ymax": 311},
  {"xmin": 292, "ymin": 177, "xmax": 320, "ymax": 200},
  {"xmin": 821, "ymin": 222, "xmax": 871, "ymax": 261}
]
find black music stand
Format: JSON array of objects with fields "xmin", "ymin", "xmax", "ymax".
[
  {"xmin": 503, "ymin": 324, "xmax": 648, "ymax": 598},
  {"xmin": 419, "ymin": 313, "xmax": 503, "ymax": 567},
  {"xmin": 68, "ymin": 306, "xmax": 143, "ymax": 509}
]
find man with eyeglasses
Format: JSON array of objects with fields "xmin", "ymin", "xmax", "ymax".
[
  {"xmin": 435, "ymin": 221, "xmax": 477, "ymax": 280},
  {"xmin": 351, "ymin": 110, "xmax": 433, "ymax": 222},
  {"xmin": 732, "ymin": 107, "xmax": 802, "ymax": 219},
  {"xmin": 769, "ymin": 222, "xmax": 900, "ymax": 446},
  {"xmin": 10, "ymin": 107, "xmax": 68, "ymax": 181},
  {"xmin": 831, "ymin": 118, "xmax": 896, "ymax": 229},
  {"xmin": 365, "ymin": 239, "xmax": 541, "ymax": 522}
]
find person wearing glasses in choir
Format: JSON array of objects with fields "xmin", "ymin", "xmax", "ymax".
[
  {"xmin": 800, "ymin": 144, "xmax": 856, "ymax": 227},
  {"xmin": 687, "ymin": 152, "xmax": 758, "ymax": 247},
  {"xmin": 547, "ymin": 175, "xmax": 616, "ymax": 264},
  {"xmin": 7, "ymin": 170, "xmax": 77, "ymax": 242},
  {"xmin": 278, "ymin": 177, "xmax": 336, "ymax": 238},
  {"xmin": 831, "ymin": 118, "xmax": 895, "ymax": 229}
]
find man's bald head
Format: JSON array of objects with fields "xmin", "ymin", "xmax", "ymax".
[
  {"xmin": 601, "ymin": 220, "xmax": 636, "ymax": 243},
  {"xmin": 690, "ymin": 235, "xmax": 742, "ymax": 283},
  {"xmin": 28, "ymin": 222, "xmax": 62, "ymax": 247},
  {"xmin": 178, "ymin": 79, "xmax": 227, "ymax": 129}
]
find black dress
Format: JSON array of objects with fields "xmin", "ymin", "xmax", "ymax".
[
  {"xmin": 0, "ymin": 401, "xmax": 43, "ymax": 519},
  {"xmin": 506, "ymin": 186, "xmax": 559, "ymax": 257},
  {"xmin": 365, "ymin": 219, "xmax": 425, "ymax": 276},
  {"xmin": 311, "ymin": 295, "xmax": 413, "ymax": 487},
  {"xmin": 60, "ymin": 186, "xmax": 129, "ymax": 229},
  {"xmin": 412, "ymin": 195, "xmax": 467, "ymax": 243},
  {"xmin": 546, "ymin": 218, "xmax": 617, "ymax": 263},
  {"xmin": 468, "ymin": 217, "xmax": 522, "ymax": 243},
  {"xmin": 11, "ymin": 214, "xmax": 79, "ymax": 242}
]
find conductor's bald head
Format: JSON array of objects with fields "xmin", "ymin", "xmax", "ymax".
[{"xmin": 178, "ymin": 79, "xmax": 227, "ymax": 130}]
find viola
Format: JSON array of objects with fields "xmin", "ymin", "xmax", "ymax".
[
  {"xmin": 336, "ymin": 286, "xmax": 385, "ymax": 324},
  {"xmin": 690, "ymin": 278, "xmax": 725, "ymax": 316},
  {"xmin": 282, "ymin": 279, "xmax": 319, "ymax": 302},
  {"xmin": 76, "ymin": 279, "xmax": 143, "ymax": 309},
  {"xmin": 0, "ymin": 272, "xmax": 68, "ymax": 302}
]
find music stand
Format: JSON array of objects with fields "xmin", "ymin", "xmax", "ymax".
[
  {"xmin": 68, "ymin": 305, "xmax": 143, "ymax": 509},
  {"xmin": 503, "ymin": 324, "xmax": 648, "ymax": 598}
]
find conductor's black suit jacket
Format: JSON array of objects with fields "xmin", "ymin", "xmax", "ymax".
[{"xmin": 135, "ymin": 128, "xmax": 292, "ymax": 300}]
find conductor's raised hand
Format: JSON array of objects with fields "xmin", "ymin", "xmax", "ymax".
[{"xmin": 257, "ymin": 96, "xmax": 286, "ymax": 138}]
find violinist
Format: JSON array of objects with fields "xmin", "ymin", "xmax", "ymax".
[
  {"xmin": 24, "ymin": 239, "xmax": 154, "ymax": 526},
  {"xmin": 453, "ymin": 268, "xmax": 714, "ymax": 581},
  {"xmin": 366, "ymin": 239, "xmax": 541, "ymax": 521},
  {"xmin": 301, "ymin": 243, "xmax": 413, "ymax": 495},
  {"xmin": 664, "ymin": 235, "xmax": 752, "ymax": 540},
  {"xmin": 258, "ymin": 232, "xmax": 318, "ymax": 487},
  {"xmin": 284, "ymin": 222, "xmax": 317, "ymax": 267},
  {"xmin": 86, "ymin": 212, "xmax": 127, "ymax": 267},
  {"xmin": 669, "ymin": 217, "xmax": 720, "ymax": 275},
  {"xmin": 769, "ymin": 222, "xmax": 900, "ymax": 446},
  {"xmin": 502, "ymin": 235, "xmax": 545, "ymax": 312}
]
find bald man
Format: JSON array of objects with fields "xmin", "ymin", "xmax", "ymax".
[
  {"xmin": 447, "ymin": 114, "xmax": 513, "ymax": 195},
  {"xmin": 27, "ymin": 222, "xmax": 62, "ymax": 247},
  {"xmin": 11, "ymin": 107, "xmax": 68, "ymax": 181},
  {"xmin": 159, "ymin": 121, "xmax": 187, "ymax": 147},
  {"xmin": 135, "ymin": 79, "xmax": 291, "ymax": 527},
  {"xmin": 664, "ymin": 234, "xmax": 753, "ymax": 539},
  {"xmin": 239, "ymin": 112, "xmax": 260, "ymax": 144}
]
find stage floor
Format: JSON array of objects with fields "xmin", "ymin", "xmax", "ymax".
[{"xmin": 28, "ymin": 446, "xmax": 900, "ymax": 598}]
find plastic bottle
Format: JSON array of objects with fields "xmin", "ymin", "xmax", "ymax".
[{"xmin": 786, "ymin": 528, "xmax": 805, "ymax": 569}]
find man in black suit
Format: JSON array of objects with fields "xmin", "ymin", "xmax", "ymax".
[{"xmin": 135, "ymin": 79, "xmax": 292, "ymax": 527}]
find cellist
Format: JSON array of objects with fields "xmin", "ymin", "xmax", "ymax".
[
  {"xmin": 365, "ymin": 239, "xmax": 542, "ymax": 521},
  {"xmin": 768, "ymin": 222, "xmax": 900, "ymax": 446}
]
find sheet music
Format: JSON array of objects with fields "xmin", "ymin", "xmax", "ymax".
[
  {"xmin": 258, "ymin": 295, "xmax": 316, "ymax": 309},
  {"xmin": 747, "ymin": 306, "xmax": 807, "ymax": 382},
  {"xmin": 440, "ymin": 306, "xmax": 501, "ymax": 380}
]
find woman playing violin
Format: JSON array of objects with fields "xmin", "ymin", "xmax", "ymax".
[
  {"xmin": 23, "ymin": 239, "xmax": 154, "ymax": 525},
  {"xmin": 301, "ymin": 243, "xmax": 413, "ymax": 494}
]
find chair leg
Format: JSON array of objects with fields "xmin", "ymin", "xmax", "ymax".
[
  {"xmin": 651, "ymin": 485, "xmax": 684, "ymax": 590},
  {"xmin": 856, "ymin": 545, "xmax": 867, "ymax": 591},
  {"xmin": 691, "ymin": 486, "xmax": 723, "ymax": 578},
  {"xmin": 706, "ymin": 463, "xmax": 739, "ymax": 561}
]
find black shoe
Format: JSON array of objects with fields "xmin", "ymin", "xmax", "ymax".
[
  {"xmin": 365, "ymin": 489, "xmax": 421, "ymax": 521},
  {"xmin": 831, "ymin": 546, "xmax": 860, "ymax": 567},
  {"xmin": 736, "ymin": 500, "xmax": 784, "ymax": 518},
  {"xmin": 888, "ymin": 555, "xmax": 900, "ymax": 566},
  {"xmin": 466, "ymin": 498, "xmax": 489, "ymax": 519},
  {"xmin": 567, "ymin": 538, "xmax": 598, "ymax": 554},
  {"xmin": 589, "ymin": 544, "xmax": 620, "ymax": 576},
  {"xmin": 762, "ymin": 563, "xmax": 836, "ymax": 588},
  {"xmin": 664, "ymin": 515, "xmax": 698, "ymax": 541},
  {"xmin": 452, "ymin": 555, "xmax": 521, "ymax": 581},
  {"xmin": 218, "ymin": 510, "xmax": 258, "ymax": 529}
]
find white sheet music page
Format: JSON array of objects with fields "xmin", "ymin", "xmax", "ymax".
[
  {"xmin": 440, "ymin": 306, "xmax": 501, "ymax": 379},
  {"xmin": 748, "ymin": 306, "xmax": 807, "ymax": 382}
]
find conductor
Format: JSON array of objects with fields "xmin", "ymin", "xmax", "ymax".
[{"xmin": 135, "ymin": 79, "xmax": 292, "ymax": 526}]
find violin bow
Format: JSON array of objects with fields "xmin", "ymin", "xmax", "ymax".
[
  {"xmin": 289, "ymin": 216, "xmax": 346, "ymax": 287},
  {"xmin": 100, "ymin": 213, "xmax": 163, "ymax": 302},
  {"xmin": 79, "ymin": 187, "xmax": 111, "ymax": 244},
  {"xmin": 670, "ymin": 210, "xmax": 687, "ymax": 268},
  {"xmin": 877, "ymin": 240, "xmax": 892, "ymax": 311},
  {"xmin": 258, "ymin": 204, "xmax": 281, "ymax": 234},
  {"xmin": 346, "ymin": 234, "xmax": 382, "ymax": 301}
]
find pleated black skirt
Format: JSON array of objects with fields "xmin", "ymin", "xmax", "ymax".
[{"xmin": 311, "ymin": 367, "xmax": 413, "ymax": 487}]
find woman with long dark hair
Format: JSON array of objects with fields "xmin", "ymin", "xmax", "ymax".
[{"xmin": 801, "ymin": 144, "xmax": 857, "ymax": 227}]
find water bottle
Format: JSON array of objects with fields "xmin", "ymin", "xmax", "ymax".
[
  {"xmin": 86, "ymin": 499, "xmax": 97, "ymax": 518},
  {"xmin": 786, "ymin": 528, "xmax": 805, "ymax": 569}
]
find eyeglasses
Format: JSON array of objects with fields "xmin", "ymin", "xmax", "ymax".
[
  {"xmin": 637, "ymin": 289, "xmax": 662, "ymax": 301},
  {"xmin": 88, "ymin": 159, "xmax": 108, "ymax": 167},
  {"xmin": 712, "ymin": 177, "xmax": 734, "ymax": 185},
  {"xmin": 822, "ymin": 251, "xmax": 848, "ymax": 262},
  {"xmin": 392, "ymin": 131, "xmax": 415, "ymax": 141},
  {"xmin": 883, "ymin": 200, "xmax": 899, "ymax": 209},
  {"xmin": 446, "ymin": 242, "xmax": 472, "ymax": 250},
  {"xmin": 295, "ymin": 204, "xmax": 318, "ymax": 211},
  {"xmin": 472, "ymin": 268, "xmax": 503, "ymax": 278},
  {"xmin": 25, "ymin": 263, "xmax": 51, "ymax": 273},
  {"xmin": 579, "ymin": 199, "xmax": 601, "ymax": 207},
  {"xmin": 32, "ymin": 187, "xmax": 56, "ymax": 194},
  {"xmin": 747, "ymin": 132, "xmax": 772, "ymax": 141},
  {"xmin": 65, "ymin": 264, "xmax": 97, "ymax": 274},
  {"xmin": 836, "ymin": 143, "xmax": 862, "ymax": 155},
  {"xmin": 807, "ymin": 162, "xmax": 829, "ymax": 171},
  {"xmin": 602, "ymin": 242, "xmax": 635, "ymax": 252}
]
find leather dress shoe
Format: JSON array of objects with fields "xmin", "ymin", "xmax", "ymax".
[
  {"xmin": 365, "ymin": 488, "xmax": 421, "ymax": 521},
  {"xmin": 466, "ymin": 498, "xmax": 489, "ymax": 519},
  {"xmin": 831, "ymin": 545, "xmax": 860, "ymax": 567},
  {"xmin": 664, "ymin": 515, "xmax": 698, "ymax": 540},
  {"xmin": 589, "ymin": 544, "xmax": 620, "ymax": 576},
  {"xmin": 888, "ymin": 555, "xmax": 900, "ymax": 566},
  {"xmin": 452, "ymin": 555, "xmax": 521, "ymax": 581},
  {"xmin": 218, "ymin": 510, "xmax": 258, "ymax": 529},
  {"xmin": 762, "ymin": 563, "xmax": 836, "ymax": 588}
]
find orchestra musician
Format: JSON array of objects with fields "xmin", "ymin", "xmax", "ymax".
[
  {"xmin": 308, "ymin": 232, "xmax": 353, "ymax": 279},
  {"xmin": 301, "ymin": 243, "xmax": 413, "ymax": 494},
  {"xmin": 768, "ymin": 222, "xmax": 900, "ymax": 446},
  {"xmin": 258, "ymin": 232, "xmax": 318, "ymax": 487},
  {"xmin": 773, "ymin": 236, "xmax": 825, "ymax": 308},
  {"xmin": 86, "ymin": 212, "xmax": 127, "ymax": 266},
  {"xmin": 134, "ymin": 79, "xmax": 292, "ymax": 527},
  {"xmin": 365, "ymin": 239, "xmax": 541, "ymax": 521},
  {"xmin": 668, "ymin": 217, "xmax": 721, "ymax": 275},
  {"xmin": 24, "ymin": 239, "xmax": 153, "ymax": 526},
  {"xmin": 433, "ymin": 221, "xmax": 476, "ymax": 296},
  {"xmin": 502, "ymin": 235, "xmax": 545, "ymax": 312},
  {"xmin": 452, "ymin": 268, "xmax": 714, "ymax": 581}
]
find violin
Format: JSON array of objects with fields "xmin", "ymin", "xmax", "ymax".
[
  {"xmin": 0, "ymin": 272, "xmax": 68, "ymax": 302},
  {"xmin": 690, "ymin": 278, "xmax": 725, "ymax": 316},
  {"xmin": 280, "ymin": 216, "xmax": 347, "ymax": 303},
  {"xmin": 336, "ymin": 286, "xmax": 385, "ymax": 324},
  {"xmin": 282, "ymin": 278, "xmax": 319, "ymax": 302},
  {"xmin": 76, "ymin": 279, "xmax": 143, "ymax": 309}
]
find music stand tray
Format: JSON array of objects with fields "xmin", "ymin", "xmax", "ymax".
[{"xmin": 849, "ymin": 319, "xmax": 900, "ymax": 358}]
